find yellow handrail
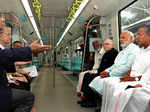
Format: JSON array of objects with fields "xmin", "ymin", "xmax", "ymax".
[{"xmin": 32, "ymin": 0, "xmax": 42, "ymax": 20}]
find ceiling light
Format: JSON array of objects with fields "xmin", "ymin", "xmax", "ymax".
[
  {"xmin": 56, "ymin": 0, "xmax": 89, "ymax": 46},
  {"xmin": 21, "ymin": 0, "xmax": 43, "ymax": 45},
  {"xmin": 92, "ymin": 29, "xmax": 97, "ymax": 33}
]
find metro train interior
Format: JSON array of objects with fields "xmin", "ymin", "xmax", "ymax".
[{"xmin": 0, "ymin": 0, "xmax": 150, "ymax": 112}]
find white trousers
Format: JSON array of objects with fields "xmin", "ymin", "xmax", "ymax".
[{"xmin": 76, "ymin": 71, "xmax": 88, "ymax": 92}]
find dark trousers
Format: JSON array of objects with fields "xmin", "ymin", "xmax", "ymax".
[
  {"xmin": 81, "ymin": 73, "xmax": 98, "ymax": 102},
  {"xmin": 11, "ymin": 89, "xmax": 34, "ymax": 112},
  {"xmin": 10, "ymin": 81, "xmax": 31, "ymax": 91}
]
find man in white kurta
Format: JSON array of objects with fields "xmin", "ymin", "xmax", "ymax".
[
  {"xmin": 101, "ymin": 26, "xmax": 150, "ymax": 112},
  {"xmin": 76, "ymin": 40, "xmax": 105, "ymax": 94},
  {"xmin": 89, "ymin": 31, "xmax": 140, "ymax": 95},
  {"xmin": 101, "ymin": 46, "xmax": 150, "ymax": 112}
]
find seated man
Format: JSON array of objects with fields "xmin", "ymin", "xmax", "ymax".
[
  {"xmin": 76, "ymin": 40, "xmax": 105, "ymax": 96},
  {"xmin": 100, "ymin": 26, "xmax": 150, "ymax": 112},
  {"xmin": 79, "ymin": 38, "xmax": 118, "ymax": 107},
  {"xmin": 1, "ymin": 39, "xmax": 32, "ymax": 91},
  {"xmin": 13, "ymin": 40, "xmax": 32, "ymax": 68},
  {"xmin": 89, "ymin": 31, "xmax": 140, "ymax": 95},
  {"xmin": 12, "ymin": 41, "xmax": 32, "ymax": 79}
]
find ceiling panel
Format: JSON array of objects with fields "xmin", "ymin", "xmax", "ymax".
[
  {"xmin": 58, "ymin": 0, "xmax": 137, "ymax": 47},
  {"xmin": 38, "ymin": 0, "xmax": 73, "ymax": 45}
]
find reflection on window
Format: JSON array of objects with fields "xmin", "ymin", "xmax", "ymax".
[{"xmin": 121, "ymin": 0, "xmax": 150, "ymax": 33}]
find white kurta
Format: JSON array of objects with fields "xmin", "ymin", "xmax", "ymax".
[
  {"xmin": 76, "ymin": 47, "xmax": 105, "ymax": 92},
  {"xmin": 122, "ymin": 86, "xmax": 150, "ymax": 112},
  {"xmin": 106, "ymin": 43, "xmax": 140, "ymax": 77},
  {"xmin": 101, "ymin": 46, "xmax": 150, "ymax": 112},
  {"xmin": 92, "ymin": 47, "xmax": 105, "ymax": 72}
]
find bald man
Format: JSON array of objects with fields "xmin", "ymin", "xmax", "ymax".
[{"xmin": 79, "ymin": 39, "xmax": 118, "ymax": 107}]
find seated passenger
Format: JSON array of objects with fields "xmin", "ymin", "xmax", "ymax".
[
  {"xmin": 12, "ymin": 40, "xmax": 23, "ymax": 48},
  {"xmin": 0, "ymin": 39, "xmax": 32, "ymax": 91},
  {"xmin": 89, "ymin": 31, "xmax": 140, "ymax": 95},
  {"xmin": 12, "ymin": 40, "xmax": 32, "ymax": 70},
  {"xmin": 9, "ymin": 41, "xmax": 33, "ymax": 90},
  {"xmin": 101, "ymin": 26, "xmax": 150, "ymax": 112},
  {"xmin": 76, "ymin": 40, "xmax": 105, "ymax": 96},
  {"xmin": 79, "ymin": 39, "xmax": 118, "ymax": 107}
]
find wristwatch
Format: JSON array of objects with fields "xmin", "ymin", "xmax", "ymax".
[{"xmin": 135, "ymin": 77, "xmax": 139, "ymax": 81}]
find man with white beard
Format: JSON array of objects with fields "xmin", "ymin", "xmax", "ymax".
[
  {"xmin": 100, "ymin": 26, "xmax": 150, "ymax": 112},
  {"xmin": 89, "ymin": 31, "xmax": 140, "ymax": 95}
]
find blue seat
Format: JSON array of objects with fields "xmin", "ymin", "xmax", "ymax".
[{"xmin": 71, "ymin": 58, "xmax": 82, "ymax": 72}]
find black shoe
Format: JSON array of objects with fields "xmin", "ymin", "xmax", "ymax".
[
  {"xmin": 95, "ymin": 108, "xmax": 101, "ymax": 112},
  {"xmin": 76, "ymin": 92, "xmax": 81, "ymax": 97},
  {"xmin": 80, "ymin": 101, "xmax": 96, "ymax": 108},
  {"xmin": 77, "ymin": 99, "xmax": 86, "ymax": 104},
  {"xmin": 77, "ymin": 100, "xmax": 82, "ymax": 104}
]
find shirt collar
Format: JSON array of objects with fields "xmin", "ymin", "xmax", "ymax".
[
  {"xmin": 125, "ymin": 43, "xmax": 134, "ymax": 49},
  {"xmin": 143, "ymin": 46, "xmax": 150, "ymax": 52},
  {"xmin": 122, "ymin": 43, "xmax": 136, "ymax": 51},
  {"xmin": 0, "ymin": 44, "xmax": 5, "ymax": 49},
  {"xmin": 95, "ymin": 48, "xmax": 100, "ymax": 52}
]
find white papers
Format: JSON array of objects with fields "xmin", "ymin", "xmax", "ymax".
[{"xmin": 23, "ymin": 66, "xmax": 38, "ymax": 77}]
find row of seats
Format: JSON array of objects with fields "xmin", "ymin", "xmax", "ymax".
[{"xmin": 57, "ymin": 57, "xmax": 82, "ymax": 72}]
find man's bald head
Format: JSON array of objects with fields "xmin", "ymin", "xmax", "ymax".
[{"xmin": 103, "ymin": 38, "xmax": 113, "ymax": 51}]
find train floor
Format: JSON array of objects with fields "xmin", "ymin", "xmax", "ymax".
[{"xmin": 31, "ymin": 65, "xmax": 94, "ymax": 112}]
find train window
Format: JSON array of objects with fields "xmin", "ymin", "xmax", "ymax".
[{"xmin": 120, "ymin": 0, "xmax": 150, "ymax": 33}]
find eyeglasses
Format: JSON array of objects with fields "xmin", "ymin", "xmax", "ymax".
[
  {"xmin": 104, "ymin": 43, "xmax": 111, "ymax": 45},
  {"xmin": 2, "ymin": 32, "xmax": 11, "ymax": 36}
]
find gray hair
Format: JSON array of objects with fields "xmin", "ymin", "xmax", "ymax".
[
  {"xmin": 103, "ymin": 38, "xmax": 113, "ymax": 45},
  {"xmin": 123, "ymin": 31, "xmax": 134, "ymax": 41},
  {"xmin": 103, "ymin": 38, "xmax": 113, "ymax": 42}
]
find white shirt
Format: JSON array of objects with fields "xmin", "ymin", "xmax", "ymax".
[
  {"xmin": 130, "ymin": 46, "xmax": 150, "ymax": 82},
  {"xmin": 92, "ymin": 47, "xmax": 105, "ymax": 73},
  {"xmin": 106, "ymin": 43, "xmax": 140, "ymax": 77},
  {"xmin": 0, "ymin": 44, "xmax": 5, "ymax": 49}
]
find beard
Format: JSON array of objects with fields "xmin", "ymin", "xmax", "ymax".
[{"xmin": 120, "ymin": 43, "xmax": 129, "ymax": 49}]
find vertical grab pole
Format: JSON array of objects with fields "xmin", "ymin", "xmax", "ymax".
[
  {"xmin": 52, "ymin": 18, "xmax": 56, "ymax": 88},
  {"xmin": 81, "ymin": 16, "xmax": 98, "ymax": 72}
]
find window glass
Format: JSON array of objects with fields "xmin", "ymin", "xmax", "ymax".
[{"xmin": 121, "ymin": 0, "xmax": 150, "ymax": 33}]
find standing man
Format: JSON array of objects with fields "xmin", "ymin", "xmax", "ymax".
[{"xmin": 0, "ymin": 25, "xmax": 51, "ymax": 112}]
